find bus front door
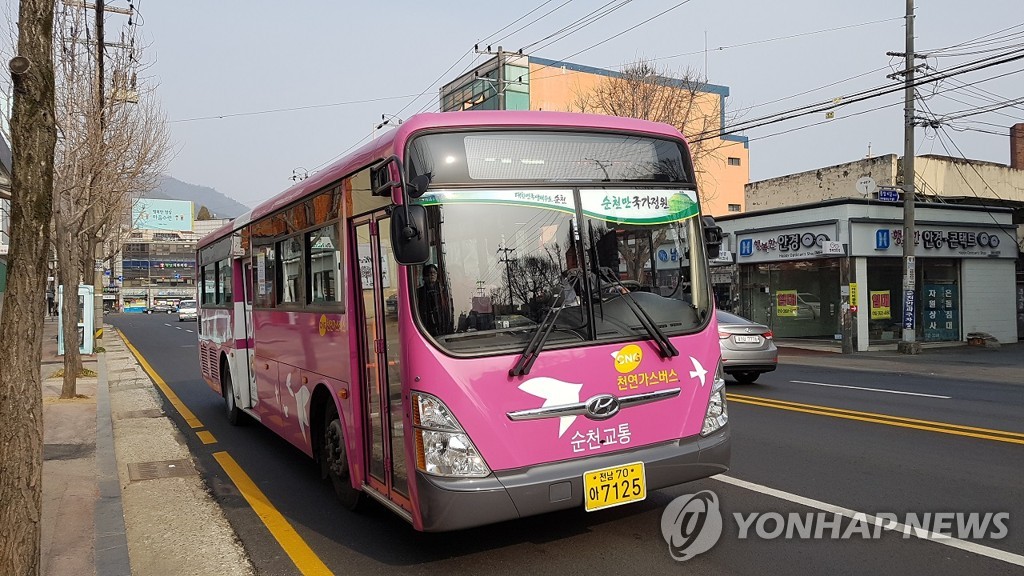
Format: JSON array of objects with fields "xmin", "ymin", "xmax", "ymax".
[{"xmin": 352, "ymin": 212, "xmax": 410, "ymax": 513}]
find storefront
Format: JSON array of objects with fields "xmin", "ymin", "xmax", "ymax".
[{"xmin": 717, "ymin": 199, "xmax": 1019, "ymax": 351}]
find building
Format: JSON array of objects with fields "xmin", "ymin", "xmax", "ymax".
[
  {"xmin": 112, "ymin": 200, "xmax": 230, "ymax": 312},
  {"xmin": 438, "ymin": 52, "xmax": 749, "ymax": 217},
  {"xmin": 716, "ymin": 199, "xmax": 1018, "ymax": 350},
  {"xmin": 713, "ymin": 127, "xmax": 1024, "ymax": 349}
]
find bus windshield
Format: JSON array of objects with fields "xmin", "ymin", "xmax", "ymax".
[{"xmin": 411, "ymin": 187, "xmax": 711, "ymax": 355}]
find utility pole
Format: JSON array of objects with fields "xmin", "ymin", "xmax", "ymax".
[
  {"xmin": 497, "ymin": 236, "xmax": 515, "ymax": 308},
  {"xmin": 898, "ymin": 0, "xmax": 921, "ymax": 354},
  {"xmin": 92, "ymin": 0, "xmax": 106, "ymax": 346},
  {"xmin": 496, "ymin": 46, "xmax": 505, "ymax": 110}
]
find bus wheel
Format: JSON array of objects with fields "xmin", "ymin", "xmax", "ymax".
[
  {"xmin": 322, "ymin": 404, "xmax": 363, "ymax": 510},
  {"xmin": 222, "ymin": 363, "xmax": 244, "ymax": 426}
]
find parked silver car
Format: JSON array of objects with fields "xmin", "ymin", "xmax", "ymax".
[{"xmin": 717, "ymin": 310, "xmax": 778, "ymax": 384}]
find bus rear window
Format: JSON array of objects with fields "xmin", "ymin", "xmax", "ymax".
[{"xmin": 408, "ymin": 131, "xmax": 691, "ymax": 185}]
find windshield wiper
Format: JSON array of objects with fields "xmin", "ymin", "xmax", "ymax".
[
  {"xmin": 598, "ymin": 269, "xmax": 679, "ymax": 359},
  {"xmin": 509, "ymin": 291, "xmax": 569, "ymax": 377}
]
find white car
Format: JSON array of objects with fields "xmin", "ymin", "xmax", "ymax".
[{"xmin": 177, "ymin": 299, "xmax": 198, "ymax": 322}]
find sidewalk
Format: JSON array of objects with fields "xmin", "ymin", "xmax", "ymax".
[
  {"xmin": 776, "ymin": 339, "xmax": 1024, "ymax": 384},
  {"xmin": 40, "ymin": 318, "xmax": 251, "ymax": 576}
]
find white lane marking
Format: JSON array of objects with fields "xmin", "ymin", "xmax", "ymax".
[
  {"xmin": 790, "ymin": 380, "xmax": 951, "ymax": 399},
  {"xmin": 164, "ymin": 323, "xmax": 172, "ymax": 327},
  {"xmin": 185, "ymin": 330, "xmax": 194, "ymax": 333},
  {"xmin": 175, "ymin": 326, "xmax": 183, "ymax": 330},
  {"xmin": 714, "ymin": 474, "xmax": 1024, "ymax": 567}
]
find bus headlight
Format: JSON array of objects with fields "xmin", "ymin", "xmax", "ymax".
[
  {"xmin": 412, "ymin": 392, "xmax": 490, "ymax": 478},
  {"xmin": 700, "ymin": 361, "xmax": 728, "ymax": 436}
]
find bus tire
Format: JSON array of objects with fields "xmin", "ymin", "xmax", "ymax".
[
  {"xmin": 221, "ymin": 362, "xmax": 245, "ymax": 426},
  {"xmin": 321, "ymin": 403, "xmax": 363, "ymax": 511}
]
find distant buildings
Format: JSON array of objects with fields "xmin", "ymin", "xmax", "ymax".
[{"xmin": 114, "ymin": 198, "xmax": 230, "ymax": 312}]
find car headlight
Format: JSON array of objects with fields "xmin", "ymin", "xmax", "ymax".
[
  {"xmin": 700, "ymin": 361, "xmax": 728, "ymax": 436},
  {"xmin": 412, "ymin": 392, "xmax": 490, "ymax": 478}
]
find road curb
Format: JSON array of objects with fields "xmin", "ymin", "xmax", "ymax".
[{"xmin": 94, "ymin": 334, "xmax": 131, "ymax": 576}]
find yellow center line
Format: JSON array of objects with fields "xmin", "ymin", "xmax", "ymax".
[
  {"xmin": 119, "ymin": 332, "xmax": 204, "ymax": 429},
  {"xmin": 728, "ymin": 393, "xmax": 1024, "ymax": 445},
  {"xmin": 213, "ymin": 451, "xmax": 333, "ymax": 576},
  {"xmin": 196, "ymin": 430, "xmax": 218, "ymax": 445}
]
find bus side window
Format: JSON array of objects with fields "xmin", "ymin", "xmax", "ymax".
[
  {"xmin": 218, "ymin": 259, "xmax": 233, "ymax": 305},
  {"xmin": 307, "ymin": 224, "xmax": 343, "ymax": 308},
  {"xmin": 253, "ymin": 245, "xmax": 276, "ymax": 308}
]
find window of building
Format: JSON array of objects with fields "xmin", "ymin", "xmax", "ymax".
[
  {"xmin": 728, "ymin": 157, "xmax": 741, "ymax": 166},
  {"xmin": 728, "ymin": 204, "xmax": 741, "ymax": 212}
]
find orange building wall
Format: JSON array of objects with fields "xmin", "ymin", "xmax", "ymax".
[{"xmin": 528, "ymin": 62, "xmax": 749, "ymax": 218}]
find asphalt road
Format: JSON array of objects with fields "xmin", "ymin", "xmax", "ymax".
[{"xmin": 108, "ymin": 313, "xmax": 1024, "ymax": 575}]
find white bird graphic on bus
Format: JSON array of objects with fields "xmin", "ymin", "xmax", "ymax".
[{"xmin": 519, "ymin": 377, "xmax": 583, "ymax": 438}]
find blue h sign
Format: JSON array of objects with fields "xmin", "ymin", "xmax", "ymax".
[
  {"xmin": 875, "ymin": 229, "xmax": 891, "ymax": 250},
  {"xmin": 739, "ymin": 239, "xmax": 753, "ymax": 257}
]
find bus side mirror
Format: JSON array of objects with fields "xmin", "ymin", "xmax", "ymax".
[
  {"xmin": 391, "ymin": 204, "xmax": 430, "ymax": 265},
  {"xmin": 702, "ymin": 216, "xmax": 723, "ymax": 260}
]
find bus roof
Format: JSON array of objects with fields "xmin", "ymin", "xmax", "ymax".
[{"xmin": 198, "ymin": 111, "xmax": 689, "ymax": 249}]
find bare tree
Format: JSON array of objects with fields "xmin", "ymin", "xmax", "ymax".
[
  {"xmin": 569, "ymin": 60, "xmax": 737, "ymax": 206},
  {"xmin": 51, "ymin": 5, "xmax": 169, "ymax": 397},
  {"xmin": 0, "ymin": 0, "xmax": 57, "ymax": 572}
]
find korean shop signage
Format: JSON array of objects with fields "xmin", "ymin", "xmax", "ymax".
[
  {"xmin": 851, "ymin": 222, "xmax": 1016, "ymax": 258},
  {"xmin": 736, "ymin": 224, "xmax": 837, "ymax": 263}
]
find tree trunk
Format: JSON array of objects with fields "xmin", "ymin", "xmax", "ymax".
[
  {"xmin": 0, "ymin": 0, "xmax": 58, "ymax": 573},
  {"xmin": 57, "ymin": 240, "xmax": 83, "ymax": 398}
]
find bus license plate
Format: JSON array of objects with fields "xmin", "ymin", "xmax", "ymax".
[{"xmin": 583, "ymin": 462, "xmax": 646, "ymax": 512}]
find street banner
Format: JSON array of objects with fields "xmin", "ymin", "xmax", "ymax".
[
  {"xmin": 776, "ymin": 290, "xmax": 798, "ymax": 317},
  {"xmin": 870, "ymin": 290, "xmax": 891, "ymax": 320}
]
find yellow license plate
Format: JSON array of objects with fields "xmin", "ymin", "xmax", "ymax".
[{"xmin": 583, "ymin": 461, "xmax": 646, "ymax": 512}]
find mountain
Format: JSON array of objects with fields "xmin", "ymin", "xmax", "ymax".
[{"xmin": 150, "ymin": 175, "xmax": 250, "ymax": 219}]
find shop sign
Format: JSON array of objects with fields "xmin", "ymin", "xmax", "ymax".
[
  {"xmin": 902, "ymin": 290, "xmax": 915, "ymax": 329},
  {"xmin": 870, "ymin": 290, "xmax": 891, "ymax": 320},
  {"xmin": 736, "ymin": 224, "xmax": 837, "ymax": 263},
  {"xmin": 923, "ymin": 284, "xmax": 959, "ymax": 341},
  {"xmin": 822, "ymin": 241, "xmax": 845, "ymax": 255},
  {"xmin": 852, "ymin": 223, "xmax": 1016, "ymax": 258},
  {"xmin": 776, "ymin": 290, "xmax": 798, "ymax": 317},
  {"xmin": 849, "ymin": 283, "xmax": 859, "ymax": 308}
]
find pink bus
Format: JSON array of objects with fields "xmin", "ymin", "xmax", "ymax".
[{"xmin": 196, "ymin": 111, "xmax": 729, "ymax": 531}]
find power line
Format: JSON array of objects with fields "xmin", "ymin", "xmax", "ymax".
[
  {"xmin": 522, "ymin": 0, "xmax": 634, "ymax": 54},
  {"xmin": 168, "ymin": 94, "xmax": 421, "ymax": 123},
  {"xmin": 492, "ymin": 0, "xmax": 578, "ymax": 47},
  {"xmin": 696, "ymin": 46, "xmax": 1024, "ymax": 142},
  {"xmin": 919, "ymin": 22, "xmax": 1024, "ymax": 55},
  {"xmin": 529, "ymin": 0, "xmax": 696, "ymax": 79},
  {"xmin": 916, "ymin": 95, "xmax": 1021, "ymax": 247}
]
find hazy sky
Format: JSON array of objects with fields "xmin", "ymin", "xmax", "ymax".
[{"xmin": 33, "ymin": 1, "xmax": 1024, "ymax": 208}]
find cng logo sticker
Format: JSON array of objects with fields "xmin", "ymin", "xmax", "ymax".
[
  {"xmin": 318, "ymin": 314, "xmax": 342, "ymax": 336},
  {"xmin": 612, "ymin": 344, "xmax": 643, "ymax": 374}
]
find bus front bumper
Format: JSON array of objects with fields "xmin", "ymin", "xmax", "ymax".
[{"xmin": 414, "ymin": 426, "xmax": 730, "ymax": 532}]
